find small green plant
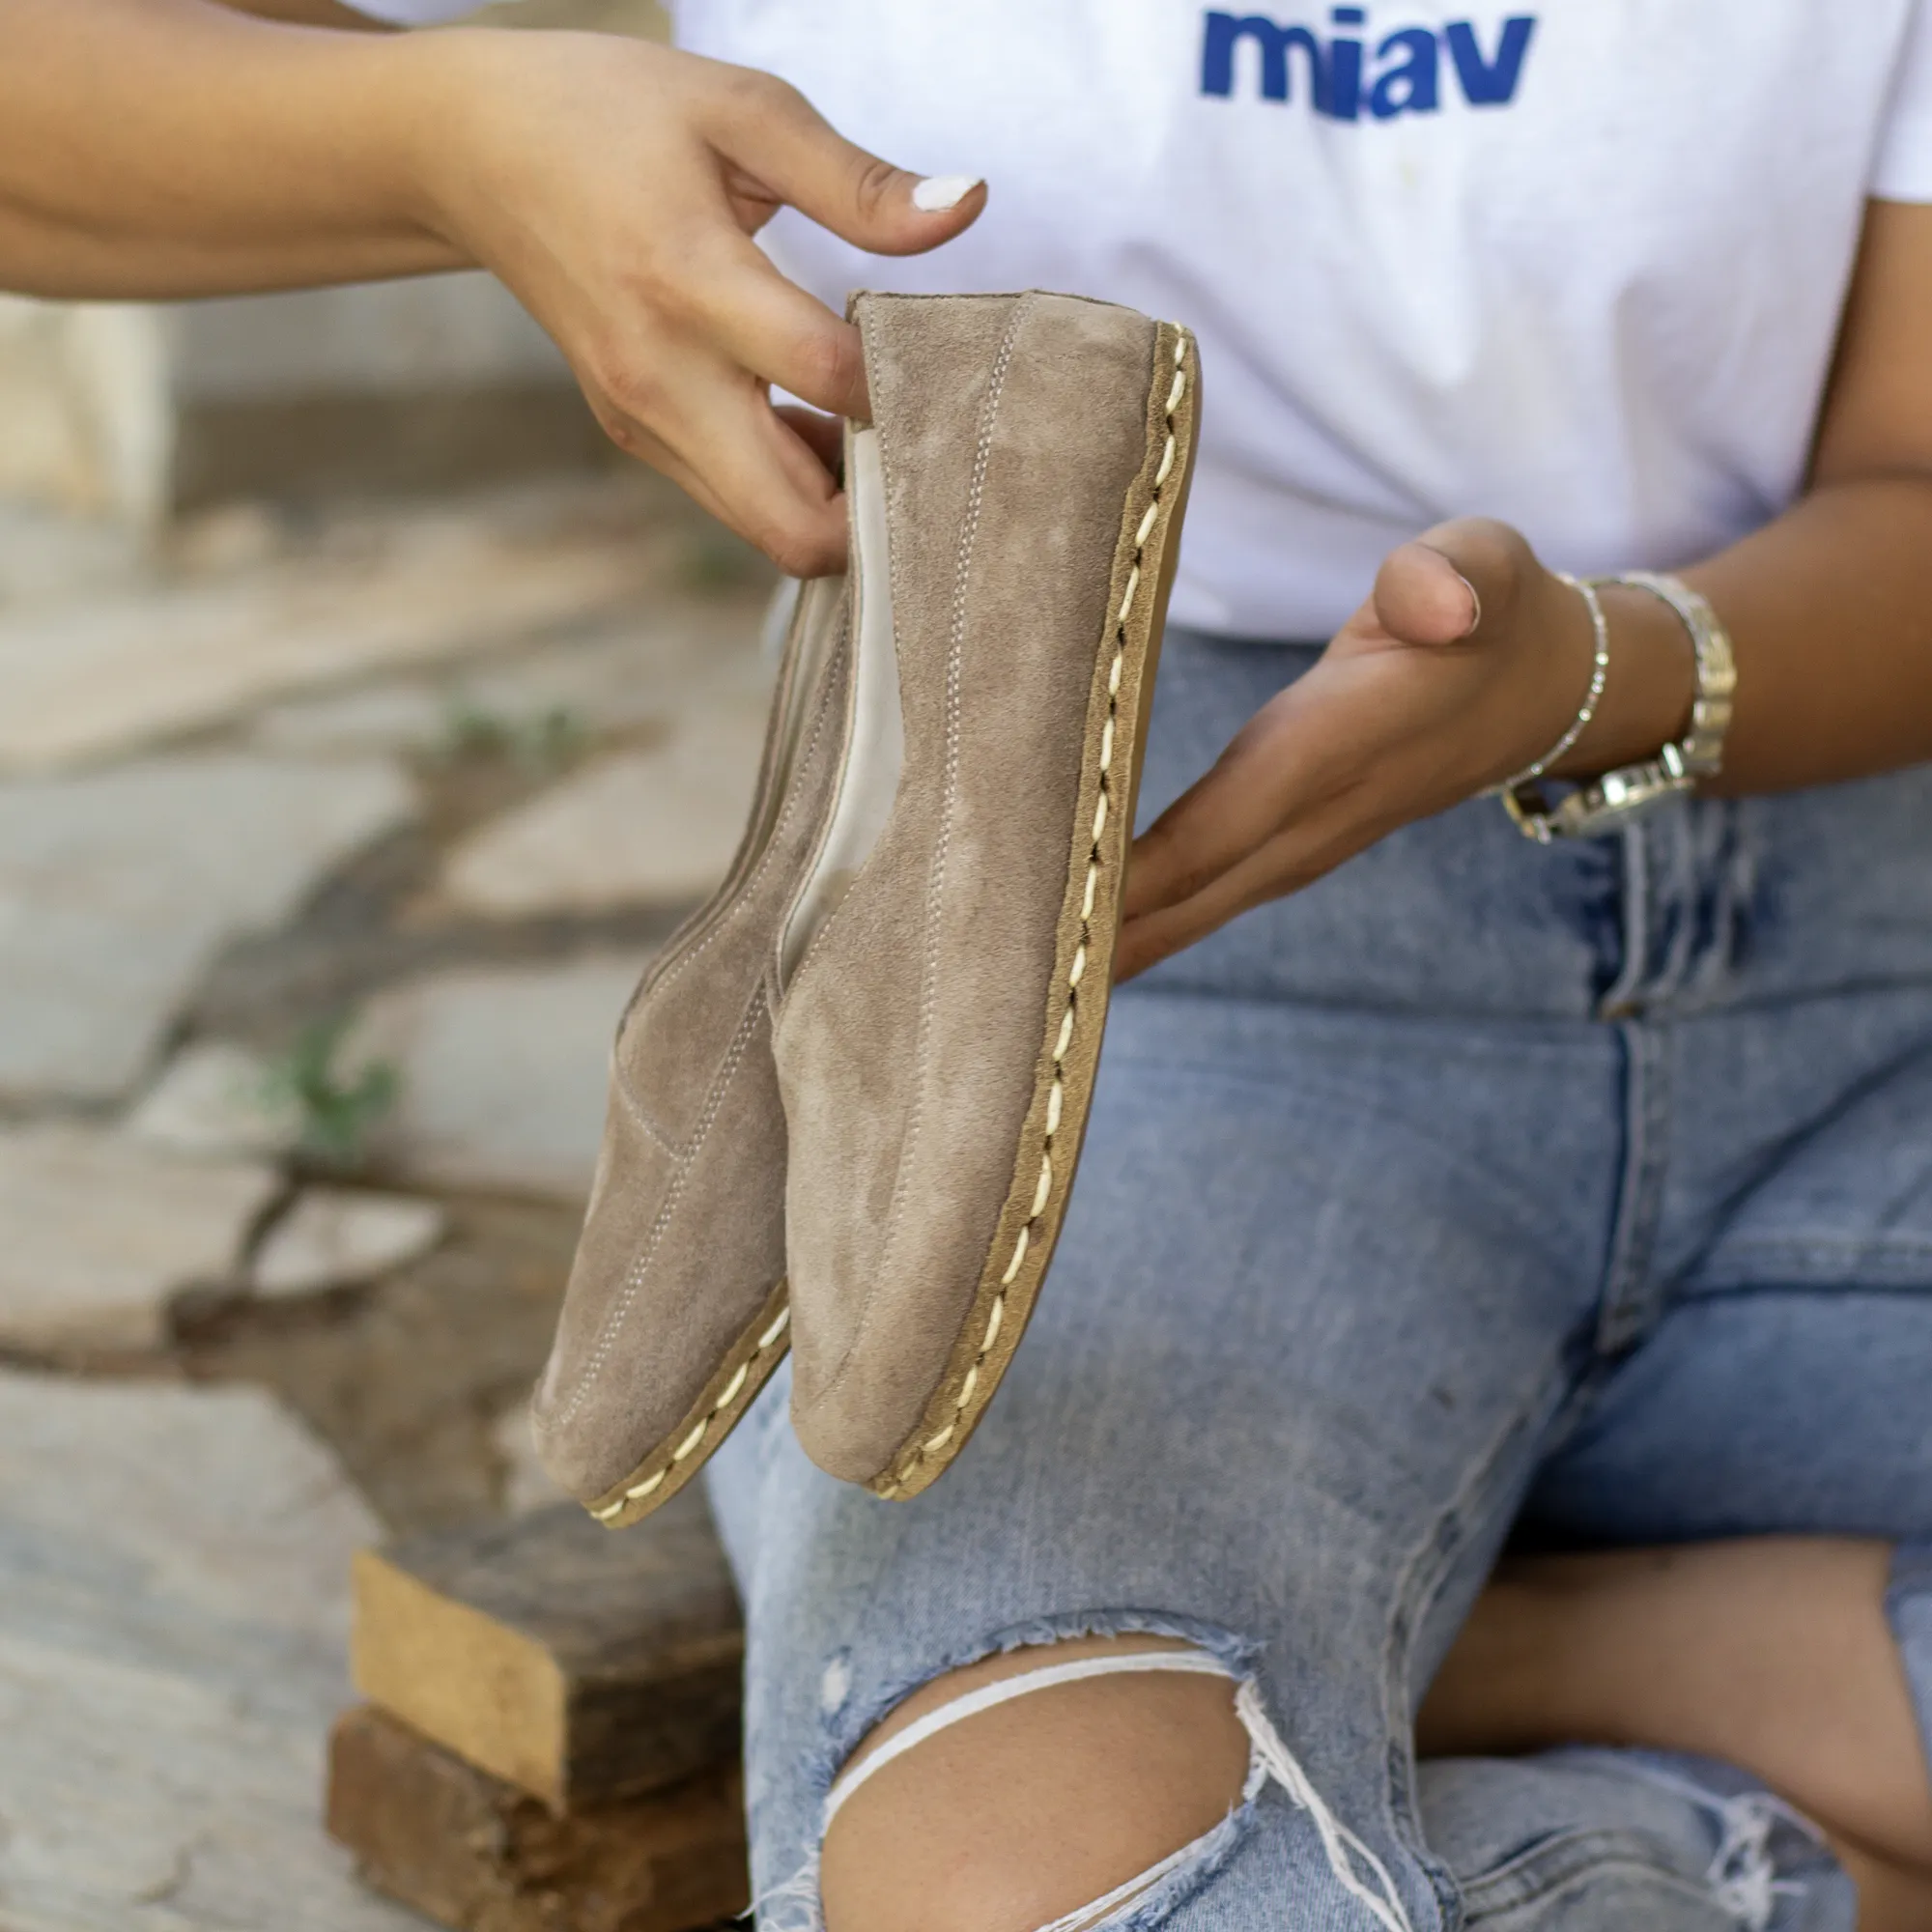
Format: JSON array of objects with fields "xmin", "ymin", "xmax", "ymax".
[
  {"xmin": 521, "ymin": 704, "xmax": 587, "ymax": 771},
  {"xmin": 440, "ymin": 701, "xmax": 515, "ymax": 760},
  {"xmin": 439, "ymin": 700, "xmax": 585, "ymax": 773},
  {"xmin": 678, "ymin": 526, "xmax": 767, "ymax": 593},
  {"xmin": 262, "ymin": 1013, "xmax": 400, "ymax": 1171}
]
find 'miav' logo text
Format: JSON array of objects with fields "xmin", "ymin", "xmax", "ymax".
[{"xmin": 1201, "ymin": 10, "xmax": 1538, "ymax": 118}]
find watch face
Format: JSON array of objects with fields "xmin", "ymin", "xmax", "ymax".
[
  {"xmin": 1503, "ymin": 761, "xmax": 1697, "ymax": 843},
  {"xmin": 1562, "ymin": 769, "xmax": 1695, "ymax": 840}
]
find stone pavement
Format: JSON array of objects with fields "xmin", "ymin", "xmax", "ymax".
[
  {"xmin": 0, "ymin": 473, "xmax": 776, "ymax": 1926},
  {"xmin": 0, "ymin": 1373, "xmax": 423, "ymax": 1932}
]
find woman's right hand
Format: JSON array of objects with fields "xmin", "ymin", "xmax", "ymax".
[{"xmin": 408, "ymin": 32, "xmax": 984, "ymax": 575}]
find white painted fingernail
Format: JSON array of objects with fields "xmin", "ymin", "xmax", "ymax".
[{"xmin": 912, "ymin": 173, "xmax": 982, "ymax": 213}]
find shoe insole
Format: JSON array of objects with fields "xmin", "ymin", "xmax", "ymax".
[{"xmin": 781, "ymin": 426, "xmax": 904, "ymax": 982}]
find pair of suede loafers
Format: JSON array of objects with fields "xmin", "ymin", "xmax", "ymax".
[{"xmin": 530, "ymin": 291, "xmax": 1200, "ymax": 1527}]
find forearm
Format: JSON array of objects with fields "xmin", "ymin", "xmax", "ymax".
[
  {"xmin": 1685, "ymin": 476, "xmax": 1932, "ymax": 794},
  {"xmin": 1576, "ymin": 199, "xmax": 1932, "ymax": 799},
  {"xmin": 1539, "ymin": 474, "xmax": 1932, "ymax": 803},
  {"xmin": 0, "ymin": 0, "xmax": 465, "ymax": 298}
]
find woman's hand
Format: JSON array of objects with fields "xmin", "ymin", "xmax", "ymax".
[
  {"xmin": 411, "ymin": 33, "xmax": 984, "ymax": 576},
  {"xmin": 0, "ymin": 7, "xmax": 979, "ymax": 576},
  {"xmin": 1117, "ymin": 519, "xmax": 1695, "ymax": 980}
]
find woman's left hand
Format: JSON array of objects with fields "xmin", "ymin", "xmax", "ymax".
[{"xmin": 1117, "ymin": 518, "xmax": 1691, "ymax": 980}]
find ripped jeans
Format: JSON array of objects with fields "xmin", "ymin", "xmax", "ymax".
[{"xmin": 706, "ymin": 630, "xmax": 1932, "ymax": 1932}]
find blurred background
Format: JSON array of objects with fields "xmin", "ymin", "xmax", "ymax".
[{"xmin": 0, "ymin": 2, "xmax": 781, "ymax": 1924}]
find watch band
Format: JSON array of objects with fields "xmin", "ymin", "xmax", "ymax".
[{"xmin": 1499, "ymin": 571, "xmax": 1737, "ymax": 844}]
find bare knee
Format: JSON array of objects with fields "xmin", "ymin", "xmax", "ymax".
[{"xmin": 820, "ymin": 1635, "xmax": 1250, "ymax": 1932}]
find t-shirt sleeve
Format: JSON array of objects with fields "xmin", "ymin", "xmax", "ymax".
[
  {"xmin": 1873, "ymin": 1, "xmax": 1932, "ymax": 200},
  {"xmin": 338, "ymin": 0, "xmax": 478, "ymax": 21}
]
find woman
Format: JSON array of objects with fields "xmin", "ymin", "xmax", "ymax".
[{"xmin": 9, "ymin": 4, "xmax": 1931, "ymax": 1926}]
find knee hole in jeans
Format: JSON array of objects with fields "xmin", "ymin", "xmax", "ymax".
[{"xmin": 818, "ymin": 1635, "xmax": 1249, "ymax": 1932}]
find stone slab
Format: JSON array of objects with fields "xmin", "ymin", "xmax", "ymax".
[
  {"xmin": 125, "ymin": 1038, "xmax": 305, "ymax": 1160},
  {"xmin": 347, "ymin": 955, "xmax": 644, "ymax": 1201},
  {"xmin": 352, "ymin": 1493, "xmax": 742, "ymax": 1813},
  {"xmin": 254, "ymin": 1190, "xmax": 450, "ymax": 1298},
  {"xmin": 328, "ymin": 1707, "xmax": 747, "ymax": 1932},
  {"xmin": 0, "ymin": 1124, "xmax": 280, "ymax": 1350},
  {"xmin": 440, "ymin": 710, "xmax": 764, "ymax": 918},
  {"xmin": 252, "ymin": 606, "xmax": 774, "ymax": 760},
  {"xmin": 0, "ymin": 752, "xmax": 414, "ymax": 1104},
  {"xmin": 184, "ymin": 1196, "xmax": 578, "ymax": 1537},
  {"xmin": 0, "ymin": 1371, "xmax": 426, "ymax": 1931},
  {"xmin": 0, "ymin": 515, "xmax": 663, "ymax": 776}
]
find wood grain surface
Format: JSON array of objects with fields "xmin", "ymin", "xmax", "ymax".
[
  {"xmin": 351, "ymin": 1490, "xmax": 743, "ymax": 1811},
  {"xmin": 327, "ymin": 1705, "xmax": 749, "ymax": 1932}
]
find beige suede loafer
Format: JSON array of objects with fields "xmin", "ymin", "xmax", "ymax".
[
  {"xmin": 530, "ymin": 573, "xmax": 851, "ymax": 1528},
  {"xmin": 773, "ymin": 292, "xmax": 1199, "ymax": 1499}
]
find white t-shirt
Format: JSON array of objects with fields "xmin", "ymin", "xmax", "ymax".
[{"xmin": 361, "ymin": 1, "xmax": 1932, "ymax": 640}]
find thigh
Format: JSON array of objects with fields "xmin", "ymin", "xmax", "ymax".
[
  {"xmin": 709, "ymin": 992, "xmax": 1619, "ymax": 1926},
  {"xmin": 1522, "ymin": 1285, "xmax": 1932, "ymax": 1544},
  {"xmin": 1508, "ymin": 1277, "xmax": 1932, "ymax": 1932},
  {"xmin": 1527, "ymin": 980, "xmax": 1932, "ymax": 1546}
]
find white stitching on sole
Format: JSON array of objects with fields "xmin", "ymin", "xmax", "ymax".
[
  {"xmin": 877, "ymin": 329, "xmax": 1191, "ymax": 1496},
  {"xmin": 590, "ymin": 1299, "xmax": 792, "ymax": 1520}
]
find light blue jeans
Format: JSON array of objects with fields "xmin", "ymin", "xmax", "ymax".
[{"xmin": 709, "ymin": 630, "xmax": 1932, "ymax": 1931}]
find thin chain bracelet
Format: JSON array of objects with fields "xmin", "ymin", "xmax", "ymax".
[{"xmin": 1487, "ymin": 572, "xmax": 1610, "ymax": 797}]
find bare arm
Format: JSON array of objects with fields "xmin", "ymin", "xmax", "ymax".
[
  {"xmin": 0, "ymin": 0, "xmax": 450, "ymax": 294},
  {"xmin": 1691, "ymin": 197, "xmax": 1932, "ymax": 793},
  {"xmin": 1122, "ymin": 199, "xmax": 1932, "ymax": 977},
  {"xmin": 0, "ymin": 0, "xmax": 982, "ymax": 569}
]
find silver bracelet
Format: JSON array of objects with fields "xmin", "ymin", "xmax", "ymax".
[
  {"xmin": 1498, "ymin": 571, "xmax": 1738, "ymax": 844},
  {"xmin": 1490, "ymin": 573, "xmax": 1610, "ymax": 795}
]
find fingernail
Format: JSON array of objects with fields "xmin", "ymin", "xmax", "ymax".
[
  {"xmin": 1456, "ymin": 572, "xmax": 1483, "ymax": 637},
  {"xmin": 912, "ymin": 173, "xmax": 983, "ymax": 213}
]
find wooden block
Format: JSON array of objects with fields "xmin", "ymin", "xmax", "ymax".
[
  {"xmin": 352, "ymin": 1490, "xmax": 743, "ymax": 1812},
  {"xmin": 327, "ymin": 1705, "xmax": 750, "ymax": 1932}
]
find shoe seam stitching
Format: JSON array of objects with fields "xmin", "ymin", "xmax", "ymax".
[
  {"xmin": 601, "ymin": 622, "xmax": 844, "ymax": 1167},
  {"xmin": 553, "ymin": 992, "xmax": 767, "ymax": 1428},
  {"xmin": 610, "ymin": 1078, "xmax": 680, "ymax": 1158},
  {"xmin": 874, "ymin": 330, "xmax": 1193, "ymax": 1491},
  {"xmin": 798, "ymin": 293, "xmax": 1036, "ymax": 1419},
  {"xmin": 641, "ymin": 623, "xmax": 845, "ymax": 1008}
]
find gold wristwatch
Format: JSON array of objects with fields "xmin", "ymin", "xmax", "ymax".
[{"xmin": 1500, "ymin": 571, "xmax": 1738, "ymax": 845}]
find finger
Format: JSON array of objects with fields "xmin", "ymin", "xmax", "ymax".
[
  {"xmin": 1385, "ymin": 516, "xmax": 1536, "ymax": 645},
  {"xmin": 1122, "ymin": 683, "xmax": 1353, "ymax": 921},
  {"xmin": 673, "ymin": 71, "xmax": 986, "ymax": 422},
  {"xmin": 595, "ymin": 361, "xmax": 850, "ymax": 575},
  {"xmin": 1371, "ymin": 540, "xmax": 1483, "ymax": 645},
  {"xmin": 774, "ymin": 401, "xmax": 844, "ymax": 477},
  {"xmin": 655, "ymin": 236, "xmax": 875, "ymax": 421},
  {"xmin": 1118, "ymin": 846, "xmax": 1287, "ymax": 983},
  {"xmin": 1118, "ymin": 805, "xmax": 1384, "ymax": 981},
  {"xmin": 717, "ymin": 69, "xmax": 987, "ymax": 257}
]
